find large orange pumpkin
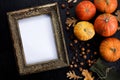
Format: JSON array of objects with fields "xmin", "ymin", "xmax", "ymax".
[
  {"xmin": 94, "ymin": 0, "xmax": 118, "ymax": 13},
  {"xmin": 94, "ymin": 13, "xmax": 118, "ymax": 37},
  {"xmin": 100, "ymin": 38, "xmax": 120, "ymax": 62},
  {"xmin": 75, "ymin": 1, "xmax": 96, "ymax": 20},
  {"xmin": 74, "ymin": 21, "xmax": 95, "ymax": 41}
]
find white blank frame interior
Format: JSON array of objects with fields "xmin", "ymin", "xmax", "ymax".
[
  {"xmin": 7, "ymin": 2, "xmax": 69, "ymax": 75},
  {"xmin": 18, "ymin": 14, "xmax": 58, "ymax": 65}
]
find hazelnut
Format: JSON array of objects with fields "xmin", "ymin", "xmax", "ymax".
[
  {"xmin": 70, "ymin": 43, "xmax": 73, "ymax": 46},
  {"xmin": 74, "ymin": 64, "xmax": 78, "ymax": 68},
  {"xmin": 81, "ymin": 51, "xmax": 85, "ymax": 55},
  {"xmin": 75, "ymin": 53, "xmax": 78, "ymax": 57},
  {"xmin": 73, "ymin": 56, "xmax": 76, "ymax": 60},
  {"xmin": 79, "ymin": 67, "xmax": 83, "ymax": 72},
  {"xmin": 61, "ymin": 3, "xmax": 66, "ymax": 9},
  {"xmin": 66, "ymin": 11, "xmax": 70, "ymax": 16},
  {"xmin": 75, "ymin": 50, "xmax": 78, "ymax": 52},
  {"xmin": 81, "ymin": 47, "xmax": 85, "ymax": 51},
  {"xmin": 94, "ymin": 51, "xmax": 97, "ymax": 55},
  {"xmin": 76, "ymin": 59, "xmax": 78, "ymax": 62},
  {"xmin": 86, "ymin": 49, "xmax": 90, "ymax": 53},
  {"xmin": 74, "ymin": 39, "xmax": 78, "ymax": 44},
  {"xmin": 87, "ymin": 60, "xmax": 91, "ymax": 64},
  {"xmin": 87, "ymin": 43, "xmax": 90, "ymax": 47},
  {"xmin": 88, "ymin": 63, "xmax": 92, "ymax": 67},
  {"xmin": 70, "ymin": 65, "xmax": 73, "ymax": 68},
  {"xmin": 80, "ymin": 62, "xmax": 84, "ymax": 66},
  {"xmin": 79, "ymin": 54, "xmax": 82, "ymax": 56},
  {"xmin": 91, "ymin": 60, "xmax": 94, "ymax": 64},
  {"xmin": 83, "ymin": 55, "xmax": 87, "ymax": 59},
  {"xmin": 72, "ymin": 61, "xmax": 74, "ymax": 64},
  {"xmin": 90, "ymin": 55, "xmax": 93, "ymax": 59}
]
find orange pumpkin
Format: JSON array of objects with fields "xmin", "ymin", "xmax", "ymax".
[
  {"xmin": 75, "ymin": 1, "xmax": 96, "ymax": 20},
  {"xmin": 94, "ymin": 0, "xmax": 118, "ymax": 13},
  {"xmin": 74, "ymin": 21, "xmax": 95, "ymax": 41},
  {"xmin": 94, "ymin": 13, "xmax": 118, "ymax": 37},
  {"xmin": 100, "ymin": 38, "xmax": 120, "ymax": 62}
]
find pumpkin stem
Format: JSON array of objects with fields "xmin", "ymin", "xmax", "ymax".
[
  {"xmin": 110, "ymin": 48, "xmax": 116, "ymax": 53},
  {"xmin": 106, "ymin": 0, "xmax": 109, "ymax": 5},
  {"xmin": 104, "ymin": 18, "xmax": 109, "ymax": 23},
  {"xmin": 85, "ymin": 8, "xmax": 89, "ymax": 12},
  {"xmin": 84, "ymin": 28, "xmax": 87, "ymax": 32}
]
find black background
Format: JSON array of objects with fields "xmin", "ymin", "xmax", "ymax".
[{"xmin": 1, "ymin": 0, "xmax": 120, "ymax": 80}]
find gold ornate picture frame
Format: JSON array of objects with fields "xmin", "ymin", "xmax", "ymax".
[{"xmin": 7, "ymin": 2, "xmax": 69, "ymax": 75}]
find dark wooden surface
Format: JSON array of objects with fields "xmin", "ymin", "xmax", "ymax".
[{"xmin": 1, "ymin": 0, "xmax": 120, "ymax": 80}]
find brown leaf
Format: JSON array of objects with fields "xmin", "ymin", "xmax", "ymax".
[
  {"xmin": 73, "ymin": 0, "xmax": 77, "ymax": 3},
  {"xmin": 67, "ymin": 0, "xmax": 73, "ymax": 3},
  {"xmin": 82, "ymin": 69, "xmax": 94, "ymax": 80},
  {"xmin": 67, "ymin": 0, "xmax": 77, "ymax": 3},
  {"xmin": 117, "ymin": 26, "xmax": 120, "ymax": 31},
  {"xmin": 66, "ymin": 70, "xmax": 82, "ymax": 80},
  {"xmin": 65, "ymin": 17, "xmax": 77, "ymax": 27},
  {"xmin": 115, "ymin": 10, "xmax": 120, "ymax": 23}
]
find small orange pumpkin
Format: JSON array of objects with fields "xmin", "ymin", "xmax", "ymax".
[
  {"xmin": 94, "ymin": 13, "xmax": 118, "ymax": 37},
  {"xmin": 75, "ymin": 1, "xmax": 96, "ymax": 20},
  {"xmin": 74, "ymin": 21, "xmax": 95, "ymax": 41},
  {"xmin": 94, "ymin": 0, "xmax": 118, "ymax": 13},
  {"xmin": 100, "ymin": 38, "xmax": 120, "ymax": 62}
]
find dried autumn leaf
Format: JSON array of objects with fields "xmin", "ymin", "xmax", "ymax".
[
  {"xmin": 67, "ymin": 0, "xmax": 73, "ymax": 3},
  {"xmin": 117, "ymin": 26, "xmax": 120, "ymax": 31},
  {"xmin": 65, "ymin": 17, "xmax": 77, "ymax": 27},
  {"xmin": 67, "ymin": 0, "xmax": 77, "ymax": 3},
  {"xmin": 66, "ymin": 70, "xmax": 82, "ymax": 80},
  {"xmin": 82, "ymin": 69, "xmax": 94, "ymax": 80},
  {"xmin": 115, "ymin": 10, "xmax": 120, "ymax": 23},
  {"xmin": 73, "ymin": 0, "xmax": 77, "ymax": 3}
]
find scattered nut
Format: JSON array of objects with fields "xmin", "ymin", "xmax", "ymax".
[
  {"xmin": 61, "ymin": 3, "xmax": 66, "ymax": 9},
  {"xmin": 81, "ymin": 51, "xmax": 85, "ymax": 55},
  {"xmin": 79, "ymin": 67, "xmax": 83, "ymax": 72},
  {"xmin": 76, "ymin": 59, "xmax": 79, "ymax": 62},
  {"xmin": 75, "ymin": 53, "xmax": 78, "ymax": 57},
  {"xmin": 73, "ymin": 56, "xmax": 76, "ymax": 60},
  {"xmin": 70, "ymin": 64, "xmax": 73, "ymax": 68},
  {"xmin": 74, "ymin": 64, "xmax": 78, "ymax": 68},
  {"xmin": 90, "ymin": 55, "xmax": 93, "ymax": 59},
  {"xmin": 66, "ymin": 11, "xmax": 70, "ymax": 16},
  {"xmin": 74, "ymin": 39, "xmax": 78, "ymax": 44},
  {"xmin": 88, "ymin": 63, "xmax": 92, "ymax": 67},
  {"xmin": 80, "ymin": 62, "xmax": 84, "ymax": 66},
  {"xmin": 81, "ymin": 47, "xmax": 85, "ymax": 51},
  {"xmin": 87, "ymin": 43, "xmax": 90, "ymax": 47},
  {"xmin": 86, "ymin": 49, "xmax": 91, "ymax": 53},
  {"xmin": 94, "ymin": 51, "xmax": 97, "ymax": 55},
  {"xmin": 70, "ymin": 43, "xmax": 73, "ymax": 46},
  {"xmin": 83, "ymin": 55, "xmax": 87, "ymax": 59},
  {"xmin": 72, "ymin": 61, "xmax": 74, "ymax": 64},
  {"xmin": 87, "ymin": 60, "xmax": 91, "ymax": 64},
  {"xmin": 75, "ymin": 50, "xmax": 78, "ymax": 52},
  {"xmin": 79, "ymin": 54, "xmax": 82, "ymax": 56},
  {"xmin": 91, "ymin": 61, "xmax": 94, "ymax": 64}
]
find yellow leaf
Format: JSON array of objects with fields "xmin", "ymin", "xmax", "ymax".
[{"xmin": 82, "ymin": 69, "xmax": 94, "ymax": 80}]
